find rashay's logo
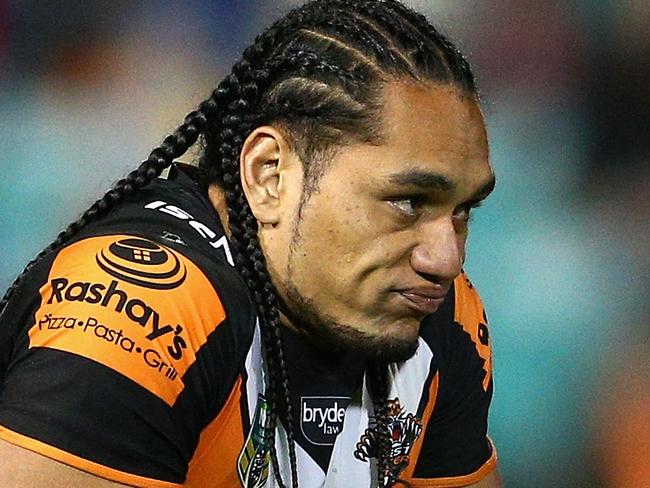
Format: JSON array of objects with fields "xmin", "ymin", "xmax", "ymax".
[
  {"xmin": 45, "ymin": 237, "xmax": 189, "ymax": 361},
  {"xmin": 96, "ymin": 238, "xmax": 186, "ymax": 290}
]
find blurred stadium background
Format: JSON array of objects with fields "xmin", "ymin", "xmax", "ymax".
[{"xmin": 0, "ymin": 1, "xmax": 648, "ymax": 486}]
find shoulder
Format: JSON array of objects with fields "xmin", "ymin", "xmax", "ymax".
[
  {"xmin": 0, "ymin": 195, "xmax": 255, "ymax": 484},
  {"xmin": 83, "ymin": 166, "xmax": 235, "ymax": 265},
  {"xmin": 17, "ymin": 230, "xmax": 253, "ymax": 403},
  {"xmin": 1, "ymin": 168, "xmax": 256, "ymax": 404}
]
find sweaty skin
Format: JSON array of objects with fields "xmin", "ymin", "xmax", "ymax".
[{"xmin": 238, "ymin": 80, "xmax": 494, "ymax": 362}]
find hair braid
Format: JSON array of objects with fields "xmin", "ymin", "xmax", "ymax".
[
  {"xmin": 212, "ymin": 56, "xmax": 303, "ymax": 486},
  {"xmin": 213, "ymin": 44, "xmax": 369, "ymax": 485},
  {"xmin": 367, "ymin": 363, "xmax": 397, "ymax": 488},
  {"xmin": 302, "ymin": 15, "xmax": 408, "ymax": 74},
  {"xmin": 376, "ymin": 0, "xmax": 475, "ymax": 89},
  {"xmin": 229, "ymin": 46, "xmax": 371, "ymax": 488},
  {"xmin": 269, "ymin": 47, "xmax": 359, "ymax": 83}
]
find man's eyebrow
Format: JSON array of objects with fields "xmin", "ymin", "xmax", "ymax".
[{"xmin": 386, "ymin": 169, "xmax": 456, "ymax": 191}]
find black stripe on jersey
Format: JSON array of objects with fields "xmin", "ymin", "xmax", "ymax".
[
  {"xmin": 171, "ymin": 309, "xmax": 256, "ymax": 461},
  {"xmin": 0, "ymin": 348, "xmax": 187, "ymax": 483},
  {"xmin": 415, "ymin": 288, "xmax": 455, "ymax": 420},
  {"xmin": 0, "ymin": 251, "xmax": 59, "ymax": 378}
]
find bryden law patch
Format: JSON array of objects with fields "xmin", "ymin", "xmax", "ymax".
[{"xmin": 300, "ymin": 396, "xmax": 349, "ymax": 446}]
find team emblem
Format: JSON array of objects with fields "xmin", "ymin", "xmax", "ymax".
[
  {"xmin": 238, "ymin": 395, "xmax": 272, "ymax": 488},
  {"xmin": 95, "ymin": 237, "xmax": 186, "ymax": 289},
  {"xmin": 354, "ymin": 398, "xmax": 422, "ymax": 486}
]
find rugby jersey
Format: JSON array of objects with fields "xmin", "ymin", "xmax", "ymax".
[{"xmin": 0, "ymin": 165, "xmax": 497, "ymax": 487}]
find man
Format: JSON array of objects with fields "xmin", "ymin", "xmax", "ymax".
[{"xmin": 0, "ymin": 1, "xmax": 501, "ymax": 486}]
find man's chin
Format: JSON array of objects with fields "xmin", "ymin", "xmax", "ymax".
[
  {"xmin": 317, "ymin": 323, "xmax": 420, "ymax": 363},
  {"xmin": 362, "ymin": 335, "xmax": 420, "ymax": 363},
  {"xmin": 281, "ymin": 281, "xmax": 420, "ymax": 363}
]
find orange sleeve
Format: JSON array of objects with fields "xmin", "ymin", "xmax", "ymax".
[
  {"xmin": 407, "ymin": 440, "xmax": 497, "ymax": 487},
  {"xmin": 184, "ymin": 375, "xmax": 247, "ymax": 487},
  {"xmin": 0, "ymin": 235, "xmax": 231, "ymax": 486}
]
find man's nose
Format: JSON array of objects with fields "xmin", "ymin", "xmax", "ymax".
[{"xmin": 410, "ymin": 218, "xmax": 463, "ymax": 282}]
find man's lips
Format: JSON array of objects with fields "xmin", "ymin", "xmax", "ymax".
[{"xmin": 395, "ymin": 286, "xmax": 450, "ymax": 315}]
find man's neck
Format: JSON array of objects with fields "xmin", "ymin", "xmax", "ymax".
[{"xmin": 279, "ymin": 316, "xmax": 367, "ymax": 383}]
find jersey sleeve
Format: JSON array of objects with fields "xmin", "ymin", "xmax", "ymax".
[
  {"xmin": 0, "ymin": 234, "xmax": 250, "ymax": 487},
  {"xmin": 410, "ymin": 273, "xmax": 497, "ymax": 486}
]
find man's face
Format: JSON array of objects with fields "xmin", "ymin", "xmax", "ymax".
[{"xmin": 264, "ymin": 81, "xmax": 494, "ymax": 362}]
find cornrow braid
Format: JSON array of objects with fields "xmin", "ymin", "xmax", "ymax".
[
  {"xmin": 302, "ymin": 15, "xmax": 410, "ymax": 75},
  {"xmin": 377, "ymin": 0, "xmax": 475, "ymax": 89},
  {"xmin": 321, "ymin": 0, "xmax": 473, "ymax": 88}
]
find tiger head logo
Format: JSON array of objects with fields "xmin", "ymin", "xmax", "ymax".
[{"xmin": 354, "ymin": 398, "xmax": 422, "ymax": 486}]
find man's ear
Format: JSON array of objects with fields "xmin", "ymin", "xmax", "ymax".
[{"xmin": 240, "ymin": 126, "xmax": 291, "ymax": 225}]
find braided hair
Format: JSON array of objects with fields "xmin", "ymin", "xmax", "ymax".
[{"xmin": 1, "ymin": 1, "xmax": 476, "ymax": 486}]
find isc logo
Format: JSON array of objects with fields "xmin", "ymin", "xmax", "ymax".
[
  {"xmin": 145, "ymin": 200, "xmax": 234, "ymax": 266},
  {"xmin": 300, "ymin": 396, "xmax": 350, "ymax": 446}
]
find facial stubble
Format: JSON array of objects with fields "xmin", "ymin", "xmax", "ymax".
[{"xmin": 281, "ymin": 203, "xmax": 419, "ymax": 364}]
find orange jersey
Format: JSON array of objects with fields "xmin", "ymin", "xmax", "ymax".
[{"xmin": 0, "ymin": 166, "xmax": 496, "ymax": 487}]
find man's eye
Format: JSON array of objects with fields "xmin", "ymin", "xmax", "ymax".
[
  {"xmin": 454, "ymin": 207, "xmax": 471, "ymax": 222},
  {"xmin": 453, "ymin": 201, "xmax": 483, "ymax": 222},
  {"xmin": 388, "ymin": 197, "xmax": 422, "ymax": 217}
]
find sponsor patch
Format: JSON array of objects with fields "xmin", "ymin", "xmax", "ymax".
[
  {"xmin": 300, "ymin": 396, "xmax": 349, "ymax": 446},
  {"xmin": 29, "ymin": 235, "xmax": 226, "ymax": 406},
  {"xmin": 95, "ymin": 238, "xmax": 187, "ymax": 290}
]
